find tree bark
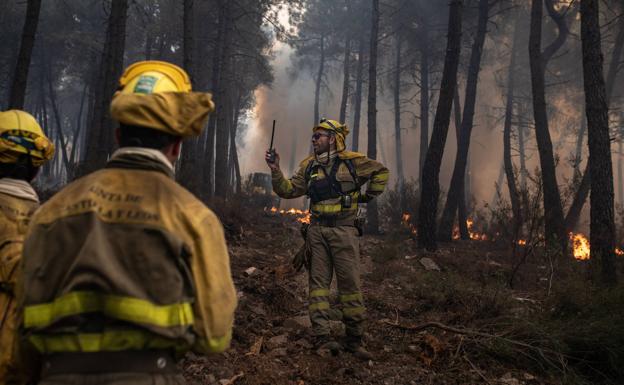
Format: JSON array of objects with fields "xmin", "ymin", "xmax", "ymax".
[
  {"xmin": 418, "ymin": 25, "xmax": 430, "ymax": 187},
  {"xmin": 8, "ymin": 0, "xmax": 42, "ymax": 110},
  {"xmin": 314, "ymin": 34, "xmax": 326, "ymax": 125},
  {"xmin": 394, "ymin": 35, "xmax": 406, "ymax": 213},
  {"xmin": 564, "ymin": 7, "xmax": 624, "ymax": 231},
  {"xmin": 418, "ymin": 0, "xmax": 463, "ymax": 251},
  {"xmin": 178, "ymin": 0, "xmax": 200, "ymax": 194},
  {"xmin": 214, "ymin": 8, "xmax": 234, "ymax": 200},
  {"xmin": 438, "ymin": 0, "xmax": 488, "ymax": 241},
  {"xmin": 503, "ymin": 16, "xmax": 523, "ymax": 241},
  {"xmin": 81, "ymin": 0, "xmax": 128, "ymax": 176},
  {"xmin": 339, "ymin": 32, "xmax": 351, "ymax": 124},
  {"xmin": 453, "ymin": 86, "xmax": 469, "ymax": 239},
  {"xmin": 203, "ymin": 1, "xmax": 229, "ymax": 199},
  {"xmin": 528, "ymin": 0, "xmax": 567, "ymax": 253},
  {"xmin": 352, "ymin": 35, "xmax": 366, "ymax": 152},
  {"xmin": 366, "ymin": 0, "xmax": 380, "ymax": 233},
  {"xmin": 581, "ymin": 0, "xmax": 617, "ymax": 285}
]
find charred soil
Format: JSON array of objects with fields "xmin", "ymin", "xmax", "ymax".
[{"xmin": 182, "ymin": 206, "xmax": 623, "ymax": 385}]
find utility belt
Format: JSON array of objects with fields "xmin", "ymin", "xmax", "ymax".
[
  {"xmin": 310, "ymin": 216, "xmax": 365, "ymax": 236},
  {"xmin": 41, "ymin": 350, "xmax": 179, "ymax": 377}
]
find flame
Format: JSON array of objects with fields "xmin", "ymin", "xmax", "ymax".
[
  {"xmin": 265, "ymin": 206, "xmax": 310, "ymax": 224},
  {"xmin": 517, "ymin": 239, "xmax": 527, "ymax": 246},
  {"xmin": 616, "ymin": 248, "xmax": 624, "ymax": 256},
  {"xmin": 570, "ymin": 233, "xmax": 591, "ymax": 260},
  {"xmin": 451, "ymin": 218, "xmax": 488, "ymax": 241},
  {"xmin": 401, "ymin": 213, "xmax": 417, "ymax": 235}
]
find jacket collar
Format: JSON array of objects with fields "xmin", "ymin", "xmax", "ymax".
[
  {"xmin": 105, "ymin": 147, "xmax": 175, "ymax": 178},
  {"xmin": 0, "ymin": 178, "xmax": 39, "ymax": 202}
]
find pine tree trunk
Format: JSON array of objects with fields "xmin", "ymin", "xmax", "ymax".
[
  {"xmin": 503, "ymin": 16, "xmax": 522, "ymax": 241},
  {"xmin": 352, "ymin": 35, "xmax": 365, "ymax": 152},
  {"xmin": 8, "ymin": 0, "xmax": 42, "ymax": 110},
  {"xmin": 573, "ymin": 112, "xmax": 586, "ymax": 178},
  {"xmin": 394, "ymin": 35, "xmax": 405, "ymax": 213},
  {"xmin": 581, "ymin": 0, "xmax": 617, "ymax": 285},
  {"xmin": 518, "ymin": 105, "xmax": 528, "ymax": 191},
  {"xmin": 339, "ymin": 32, "xmax": 351, "ymax": 124},
  {"xmin": 453, "ymin": 86, "xmax": 469, "ymax": 239},
  {"xmin": 81, "ymin": 0, "xmax": 128, "ymax": 176},
  {"xmin": 203, "ymin": 1, "xmax": 228, "ymax": 199},
  {"xmin": 418, "ymin": 0, "xmax": 463, "ymax": 251},
  {"xmin": 418, "ymin": 25, "xmax": 430, "ymax": 187},
  {"xmin": 438, "ymin": 0, "xmax": 488, "ymax": 241},
  {"xmin": 366, "ymin": 0, "xmax": 380, "ymax": 234},
  {"xmin": 564, "ymin": 6, "xmax": 624, "ymax": 231},
  {"xmin": 528, "ymin": 0, "xmax": 567, "ymax": 254},
  {"xmin": 178, "ymin": 0, "xmax": 200, "ymax": 194},
  {"xmin": 314, "ymin": 34, "xmax": 326, "ymax": 125}
]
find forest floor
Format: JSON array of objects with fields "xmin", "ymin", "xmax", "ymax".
[{"xmin": 180, "ymin": 204, "xmax": 615, "ymax": 385}]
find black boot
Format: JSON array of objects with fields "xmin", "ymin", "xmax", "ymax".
[
  {"xmin": 343, "ymin": 336, "xmax": 372, "ymax": 360},
  {"xmin": 313, "ymin": 335, "xmax": 341, "ymax": 356}
]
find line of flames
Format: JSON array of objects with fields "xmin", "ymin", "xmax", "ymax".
[
  {"xmin": 400, "ymin": 214, "xmax": 624, "ymax": 260},
  {"xmin": 266, "ymin": 206, "xmax": 311, "ymax": 224},
  {"xmin": 401, "ymin": 213, "xmax": 489, "ymax": 240}
]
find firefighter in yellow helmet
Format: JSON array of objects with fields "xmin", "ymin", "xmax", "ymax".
[
  {"xmin": 0, "ymin": 110, "xmax": 54, "ymax": 385},
  {"xmin": 265, "ymin": 118, "xmax": 389, "ymax": 359},
  {"xmin": 19, "ymin": 61, "xmax": 237, "ymax": 385}
]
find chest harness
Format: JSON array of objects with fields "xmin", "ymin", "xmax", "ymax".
[{"xmin": 305, "ymin": 158, "xmax": 360, "ymax": 208}]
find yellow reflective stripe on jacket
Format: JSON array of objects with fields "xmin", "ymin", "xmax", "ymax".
[
  {"xmin": 24, "ymin": 291, "xmax": 194, "ymax": 329},
  {"xmin": 28, "ymin": 329, "xmax": 186, "ymax": 353},
  {"xmin": 310, "ymin": 203, "xmax": 358, "ymax": 215},
  {"xmin": 310, "ymin": 288, "xmax": 330, "ymax": 297}
]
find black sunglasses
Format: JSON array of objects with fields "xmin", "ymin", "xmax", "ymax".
[{"xmin": 311, "ymin": 132, "xmax": 331, "ymax": 140}]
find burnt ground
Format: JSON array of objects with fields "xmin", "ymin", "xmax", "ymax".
[{"xmin": 180, "ymin": 208, "xmax": 572, "ymax": 385}]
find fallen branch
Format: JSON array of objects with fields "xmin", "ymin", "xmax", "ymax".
[{"xmin": 382, "ymin": 320, "xmax": 570, "ymax": 373}]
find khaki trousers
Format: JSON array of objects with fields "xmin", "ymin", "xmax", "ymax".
[{"xmin": 307, "ymin": 224, "xmax": 366, "ymax": 337}]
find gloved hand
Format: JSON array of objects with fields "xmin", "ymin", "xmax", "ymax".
[{"xmin": 292, "ymin": 245, "xmax": 309, "ymax": 272}]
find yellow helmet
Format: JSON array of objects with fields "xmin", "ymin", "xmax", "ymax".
[
  {"xmin": 118, "ymin": 60, "xmax": 192, "ymax": 94},
  {"xmin": 0, "ymin": 110, "xmax": 55, "ymax": 166},
  {"xmin": 313, "ymin": 118, "xmax": 350, "ymax": 152}
]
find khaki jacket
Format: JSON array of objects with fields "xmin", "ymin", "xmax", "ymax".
[
  {"xmin": 271, "ymin": 151, "xmax": 389, "ymax": 219},
  {"xmin": 20, "ymin": 149, "xmax": 237, "ymax": 358},
  {"xmin": 0, "ymin": 179, "xmax": 39, "ymax": 385}
]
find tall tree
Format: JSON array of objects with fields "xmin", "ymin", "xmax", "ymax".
[
  {"xmin": 314, "ymin": 33, "xmax": 326, "ymax": 125},
  {"xmin": 418, "ymin": 0, "xmax": 463, "ymax": 251},
  {"xmin": 338, "ymin": 2, "xmax": 351, "ymax": 124},
  {"xmin": 178, "ymin": 0, "xmax": 201, "ymax": 196},
  {"xmin": 580, "ymin": 0, "xmax": 617, "ymax": 285},
  {"xmin": 8, "ymin": 0, "xmax": 42, "ymax": 109},
  {"xmin": 503, "ymin": 15, "xmax": 523, "ymax": 242},
  {"xmin": 352, "ymin": 35, "xmax": 366, "ymax": 152},
  {"xmin": 394, "ymin": 34, "xmax": 406, "ymax": 212},
  {"xmin": 528, "ymin": 0, "xmax": 570, "ymax": 253},
  {"xmin": 81, "ymin": 0, "xmax": 128, "ymax": 176},
  {"xmin": 418, "ymin": 22, "xmax": 430, "ymax": 187},
  {"xmin": 366, "ymin": 0, "xmax": 380, "ymax": 233},
  {"xmin": 438, "ymin": 0, "xmax": 489, "ymax": 241},
  {"xmin": 565, "ymin": 6, "xmax": 624, "ymax": 232}
]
